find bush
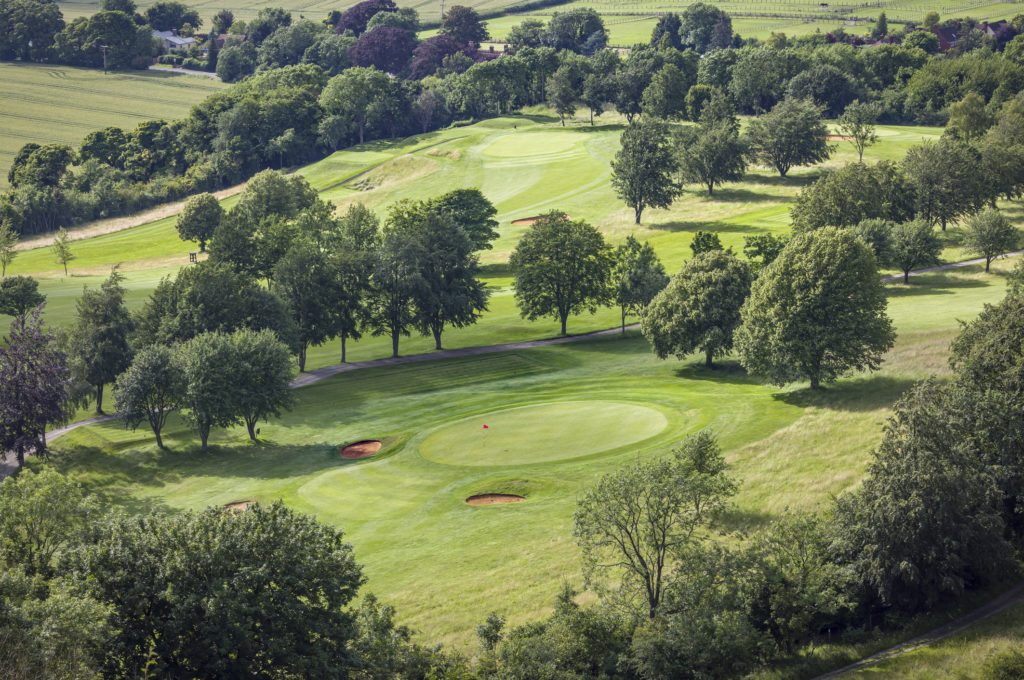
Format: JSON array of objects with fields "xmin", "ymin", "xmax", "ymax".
[{"xmin": 982, "ymin": 648, "xmax": 1024, "ymax": 680}]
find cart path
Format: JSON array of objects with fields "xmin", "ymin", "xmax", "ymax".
[
  {"xmin": 15, "ymin": 250, "xmax": 1023, "ymax": 450},
  {"xmin": 812, "ymin": 580, "xmax": 1024, "ymax": 679}
]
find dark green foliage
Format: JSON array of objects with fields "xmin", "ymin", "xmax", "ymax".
[
  {"xmin": 982, "ymin": 649, "xmax": 1024, "ymax": 680},
  {"xmin": 791, "ymin": 161, "xmax": 915, "ymax": 230},
  {"xmin": 319, "ymin": 66, "xmax": 393, "ymax": 144},
  {"xmin": 9, "ymin": 144, "xmax": 75, "ymax": 188},
  {"xmin": 257, "ymin": 19, "xmax": 325, "ymax": 71},
  {"xmin": 853, "ymin": 218, "xmax": 894, "ymax": 264},
  {"xmin": 614, "ymin": 235, "xmax": 668, "ymax": 333},
  {"xmin": 641, "ymin": 63, "xmax": 689, "ymax": 121},
  {"xmin": 642, "ymin": 250, "xmax": 751, "ymax": 367},
  {"xmin": 441, "ymin": 5, "xmax": 488, "ymax": 45},
  {"xmin": 175, "ymin": 192, "xmax": 223, "ymax": 252},
  {"xmin": 79, "ymin": 126, "xmax": 127, "ymax": 167},
  {"xmin": 231, "ymin": 328, "xmax": 294, "ymax": 440},
  {"xmin": 678, "ymin": 2, "xmax": 732, "ymax": 54},
  {"xmin": 736, "ymin": 227, "xmax": 895, "ymax": 389},
  {"xmin": 745, "ymin": 97, "xmax": 833, "ymax": 177},
  {"xmin": 365, "ymin": 220, "xmax": 424, "ymax": 358},
  {"xmin": 837, "ymin": 99, "xmax": 880, "ymax": 161},
  {"xmin": 55, "ymin": 10, "xmax": 153, "ymax": 70},
  {"xmin": 961, "ymin": 208, "xmax": 1019, "ymax": 272},
  {"xmin": 248, "ymin": 6, "xmax": 291, "ymax": 44},
  {"xmin": 689, "ymin": 230, "xmax": 723, "ymax": 256},
  {"xmin": 832, "ymin": 381, "xmax": 1013, "ymax": 611},
  {"xmin": 611, "ymin": 119, "xmax": 681, "ymax": 224},
  {"xmin": 0, "ymin": 276, "xmax": 45, "ymax": 319},
  {"xmin": 68, "ymin": 502, "xmax": 364, "ymax": 678},
  {"xmin": 216, "ymin": 41, "xmax": 257, "ymax": 81},
  {"xmin": 69, "ymin": 269, "xmax": 134, "ymax": 413},
  {"xmin": 902, "ymin": 138, "xmax": 990, "ymax": 230},
  {"xmin": 6, "ymin": 144, "xmax": 39, "ymax": 187},
  {"xmin": 729, "ymin": 47, "xmax": 807, "ymax": 113},
  {"xmin": 889, "ymin": 219, "xmax": 942, "ymax": 283},
  {"xmin": 0, "ymin": 0, "xmax": 65, "ymax": 62},
  {"xmin": 274, "ymin": 241, "xmax": 342, "ymax": 371},
  {"xmin": 575, "ymin": 431, "xmax": 736, "ymax": 619},
  {"xmin": 742, "ymin": 233, "xmax": 788, "ymax": 273},
  {"xmin": 510, "ymin": 212, "xmax": 614, "ymax": 336},
  {"xmin": 785, "ymin": 64, "xmax": 856, "ymax": 117},
  {"xmin": 145, "ymin": 0, "xmax": 199, "ymax": 31},
  {"xmin": 677, "ymin": 118, "xmax": 747, "ymax": 195},
  {"xmin": 544, "ymin": 8, "xmax": 606, "ymax": 55},
  {"xmin": 113, "ymin": 344, "xmax": 181, "ymax": 448},
  {"xmin": 650, "ymin": 13, "xmax": 682, "ymax": 50}
]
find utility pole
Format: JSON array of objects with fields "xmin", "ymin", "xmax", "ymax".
[{"xmin": 100, "ymin": 44, "xmax": 109, "ymax": 74}]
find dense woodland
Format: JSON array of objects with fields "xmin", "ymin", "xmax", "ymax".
[{"xmin": 4, "ymin": 0, "xmax": 1024, "ymax": 677}]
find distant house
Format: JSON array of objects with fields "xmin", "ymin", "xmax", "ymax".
[
  {"xmin": 153, "ymin": 29, "xmax": 196, "ymax": 53},
  {"xmin": 214, "ymin": 33, "xmax": 247, "ymax": 50},
  {"xmin": 931, "ymin": 23, "xmax": 961, "ymax": 51}
]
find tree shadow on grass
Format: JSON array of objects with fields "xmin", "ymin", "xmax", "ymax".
[
  {"xmin": 511, "ymin": 112, "xmax": 561, "ymax": 125},
  {"xmin": 772, "ymin": 374, "xmax": 919, "ymax": 413},
  {"xmin": 690, "ymin": 186, "xmax": 793, "ymax": 204},
  {"xmin": 884, "ymin": 273, "xmax": 990, "ymax": 297},
  {"xmin": 574, "ymin": 122, "xmax": 627, "ymax": 133},
  {"xmin": 647, "ymin": 219, "xmax": 760, "ymax": 235},
  {"xmin": 673, "ymin": 359, "xmax": 764, "ymax": 387},
  {"xmin": 717, "ymin": 507, "xmax": 777, "ymax": 533}
]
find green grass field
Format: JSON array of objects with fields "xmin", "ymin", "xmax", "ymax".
[
  {"xmin": 0, "ymin": 62, "xmax": 226, "ymax": 189},
  {"xmin": 46, "ymin": 258, "xmax": 1017, "ymax": 647}
]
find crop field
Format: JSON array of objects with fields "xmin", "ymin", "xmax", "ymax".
[{"xmin": 0, "ymin": 62, "xmax": 226, "ymax": 189}]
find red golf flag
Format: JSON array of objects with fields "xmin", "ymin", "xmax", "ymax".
[{"xmin": 483, "ymin": 424, "xmax": 488, "ymax": 429}]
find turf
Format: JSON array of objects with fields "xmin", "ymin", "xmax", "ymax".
[
  {"xmin": 0, "ymin": 62, "xmax": 226, "ymax": 189},
  {"xmin": 45, "ymin": 259, "xmax": 1016, "ymax": 647}
]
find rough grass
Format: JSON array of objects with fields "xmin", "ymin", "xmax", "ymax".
[
  {"xmin": 44, "ymin": 259, "xmax": 1016, "ymax": 647},
  {"xmin": 0, "ymin": 62, "xmax": 226, "ymax": 189}
]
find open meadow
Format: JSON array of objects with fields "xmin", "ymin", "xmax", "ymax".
[
  {"xmin": 5, "ymin": 107, "xmax": 1019, "ymax": 651},
  {"xmin": 0, "ymin": 62, "xmax": 226, "ymax": 189}
]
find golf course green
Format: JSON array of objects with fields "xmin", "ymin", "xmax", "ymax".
[{"xmin": 418, "ymin": 400, "xmax": 669, "ymax": 466}]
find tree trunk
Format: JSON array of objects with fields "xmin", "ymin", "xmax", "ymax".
[
  {"xmin": 986, "ymin": 256, "xmax": 992, "ymax": 272},
  {"xmin": 590, "ymin": 109, "xmax": 594, "ymax": 126},
  {"xmin": 199, "ymin": 426, "xmax": 210, "ymax": 452},
  {"xmin": 391, "ymin": 330, "xmax": 399, "ymax": 358},
  {"xmin": 634, "ymin": 206, "xmax": 642, "ymax": 224},
  {"xmin": 705, "ymin": 350, "xmax": 713, "ymax": 368},
  {"xmin": 560, "ymin": 313, "xmax": 568, "ymax": 336},
  {"xmin": 63, "ymin": 262, "xmax": 68, "ymax": 277},
  {"xmin": 246, "ymin": 419, "xmax": 257, "ymax": 441},
  {"xmin": 298, "ymin": 344, "xmax": 307, "ymax": 372},
  {"xmin": 15, "ymin": 444, "xmax": 24, "ymax": 468},
  {"xmin": 359, "ymin": 122, "xmax": 365, "ymax": 145},
  {"xmin": 96, "ymin": 383, "xmax": 104, "ymax": 414},
  {"xmin": 154, "ymin": 428, "xmax": 164, "ymax": 449},
  {"xmin": 621, "ymin": 307, "xmax": 626, "ymax": 334},
  {"xmin": 810, "ymin": 375, "xmax": 821, "ymax": 390},
  {"xmin": 432, "ymin": 325, "xmax": 442, "ymax": 350},
  {"xmin": 340, "ymin": 332, "xmax": 347, "ymax": 363},
  {"xmin": 941, "ymin": 217, "xmax": 947, "ymax": 232},
  {"xmin": 904, "ymin": 269, "xmax": 910, "ymax": 284},
  {"xmin": 560, "ymin": 115, "xmax": 565, "ymax": 127},
  {"xmin": 707, "ymin": 182, "xmax": 714, "ymax": 196}
]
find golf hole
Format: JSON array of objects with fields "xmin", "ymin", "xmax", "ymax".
[
  {"xmin": 466, "ymin": 493, "xmax": 525, "ymax": 505},
  {"xmin": 340, "ymin": 440, "xmax": 382, "ymax": 459}
]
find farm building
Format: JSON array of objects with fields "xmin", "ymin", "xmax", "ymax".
[{"xmin": 153, "ymin": 30, "xmax": 196, "ymax": 53}]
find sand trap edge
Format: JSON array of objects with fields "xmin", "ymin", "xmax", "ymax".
[
  {"xmin": 466, "ymin": 493, "xmax": 526, "ymax": 505},
  {"xmin": 225, "ymin": 500, "xmax": 252, "ymax": 511},
  {"xmin": 340, "ymin": 439, "xmax": 383, "ymax": 459}
]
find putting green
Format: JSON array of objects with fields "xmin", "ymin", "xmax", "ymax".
[
  {"xmin": 481, "ymin": 130, "xmax": 584, "ymax": 158},
  {"xmin": 418, "ymin": 400, "xmax": 669, "ymax": 466}
]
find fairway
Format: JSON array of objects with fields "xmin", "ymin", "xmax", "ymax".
[
  {"xmin": 0, "ymin": 62, "xmax": 226, "ymax": 189},
  {"xmin": 418, "ymin": 400, "xmax": 670, "ymax": 466}
]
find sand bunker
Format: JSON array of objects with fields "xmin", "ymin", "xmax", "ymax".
[
  {"xmin": 511, "ymin": 215, "xmax": 571, "ymax": 226},
  {"xmin": 340, "ymin": 440, "xmax": 382, "ymax": 459},
  {"xmin": 466, "ymin": 493, "xmax": 525, "ymax": 505},
  {"xmin": 823, "ymin": 135, "xmax": 856, "ymax": 141},
  {"xmin": 225, "ymin": 500, "xmax": 252, "ymax": 511}
]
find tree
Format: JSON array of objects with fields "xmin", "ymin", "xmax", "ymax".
[
  {"xmin": 113, "ymin": 344, "xmax": 182, "ymax": 449},
  {"xmin": 405, "ymin": 210, "xmax": 490, "ymax": 350},
  {"xmin": 947, "ymin": 91, "xmax": 991, "ymax": 142},
  {"xmin": 838, "ymin": 100, "xmax": 880, "ymax": 162},
  {"xmin": 650, "ymin": 13, "xmax": 682, "ymax": 49},
  {"xmin": 888, "ymin": 219, "xmax": 943, "ymax": 284},
  {"xmin": 79, "ymin": 126, "xmax": 127, "ymax": 167},
  {"xmin": 610, "ymin": 119, "xmax": 681, "ymax": 224},
  {"xmin": 51, "ymin": 227, "xmax": 74, "ymax": 278},
  {"xmin": 365, "ymin": 223, "xmax": 423, "ymax": 358},
  {"xmin": 745, "ymin": 97, "xmax": 834, "ymax": 177},
  {"xmin": 0, "ymin": 0, "xmax": 65, "ymax": 63},
  {"xmin": 145, "ymin": 0, "xmax": 200, "ymax": 31},
  {"xmin": 573, "ymin": 431, "xmax": 736, "ymax": 619},
  {"xmin": 274, "ymin": 242, "xmax": 340, "ymax": 372},
  {"xmin": 743, "ymin": 233, "xmax": 788, "ymax": 273},
  {"xmin": 11, "ymin": 144, "xmax": 75, "ymax": 188},
  {"xmin": 961, "ymin": 209, "xmax": 1020, "ymax": 273},
  {"xmin": 212, "ymin": 9, "xmax": 233, "ymax": 33},
  {"xmin": 546, "ymin": 64, "xmax": 578, "ymax": 126},
  {"xmin": 0, "ymin": 220, "xmax": 17, "ymax": 277},
  {"xmin": 679, "ymin": 2, "xmax": 732, "ymax": 53},
  {"xmin": 0, "ymin": 467, "xmax": 99, "ymax": 578},
  {"xmin": 231, "ymin": 328, "xmax": 294, "ymax": 440},
  {"xmin": 641, "ymin": 63, "xmax": 689, "ymax": 121},
  {"xmin": 922, "ymin": 10, "xmax": 940, "ymax": 28},
  {"xmin": 902, "ymin": 139, "xmax": 988, "ymax": 230},
  {"xmin": 509, "ymin": 212, "xmax": 614, "ymax": 336},
  {"xmin": 642, "ymin": 250, "xmax": 752, "ymax": 367},
  {"xmin": 785, "ymin": 64, "xmax": 856, "ymax": 118},
  {"xmin": 832, "ymin": 381, "xmax": 1012, "ymax": 612},
  {"xmin": 0, "ymin": 276, "xmax": 44, "ymax": 320},
  {"xmin": 319, "ymin": 66, "xmax": 392, "ymax": 145},
  {"xmin": 0, "ymin": 306, "xmax": 72, "ymax": 468},
  {"xmin": 216, "ymin": 42, "xmax": 257, "ymax": 82},
  {"xmin": 69, "ymin": 269, "xmax": 134, "ymax": 413},
  {"xmin": 614, "ymin": 236, "xmax": 668, "ymax": 333},
  {"xmin": 689, "ymin": 230, "xmax": 724, "ymax": 256},
  {"xmin": 544, "ymin": 8, "xmax": 606, "ymax": 54},
  {"xmin": 334, "ymin": 0, "xmax": 394, "ymax": 35},
  {"xmin": 367, "ymin": 7, "xmax": 419, "ymax": 33},
  {"xmin": 68, "ymin": 502, "xmax": 363, "ymax": 678},
  {"xmin": 174, "ymin": 331, "xmax": 241, "ymax": 451},
  {"xmin": 176, "ymin": 193, "xmax": 223, "ymax": 254},
  {"xmin": 441, "ymin": 5, "xmax": 488, "ymax": 45},
  {"xmin": 736, "ymin": 227, "xmax": 895, "ymax": 389},
  {"xmin": 428, "ymin": 189, "xmax": 499, "ymax": 251},
  {"xmin": 854, "ymin": 217, "xmax": 894, "ymax": 264},
  {"xmin": 677, "ymin": 119, "xmax": 747, "ymax": 195},
  {"xmin": 348, "ymin": 26, "xmax": 415, "ymax": 74},
  {"xmin": 872, "ymin": 11, "xmax": 888, "ymax": 38},
  {"xmin": 791, "ymin": 161, "xmax": 915, "ymax": 230},
  {"xmin": 330, "ymin": 203, "xmax": 379, "ymax": 363}
]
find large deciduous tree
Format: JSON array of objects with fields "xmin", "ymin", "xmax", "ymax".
[
  {"xmin": 735, "ymin": 227, "xmax": 895, "ymax": 389},
  {"xmin": 961, "ymin": 208, "xmax": 1019, "ymax": 273},
  {"xmin": 613, "ymin": 235, "xmax": 668, "ymax": 333},
  {"xmin": 611, "ymin": 119, "xmax": 681, "ymax": 224},
  {"xmin": 365, "ymin": 222, "xmax": 423, "ymax": 358},
  {"xmin": 176, "ymin": 193, "xmax": 223, "ymax": 252},
  {"xmin": 676, "ymin": 118, "xmax": 747, "ymax": 195},
  {"xmin": 68, "ymin": 502, "xmax": 364, "ymax": 679},
  {"xmin": 231, "ymin": 328, "xmax": 294, "ymax": 440},
  {"xmin": 744, "ymin": 97, "xmax": 833, "ymax": 177},
  {"xmin": 642, "ymin": 250, "xmax": 752, "ymax": 368},
  {"xmin": 0, "ymin": 306, "xmax": 73, "ymax": 468},
  {"xmin": 441, "ymin": 5, "xmax": 489, "ymax": 45},
  {"xmin": 902, "ymin": 138, "xmax": 989, "ymax": 230},
  {"xmin": 173, "ymin": 331, "xmax": 241, "ymax": 451},
  {"xmin": 113, "ymin": 344, "xmax": 182, "ymax": 449},
  {"xmin": 0, "ymin": 276, "xmax": 45, "ymax": 321},
  {"xmin": 69, "ymin": 269, "xmax": 134, "ymax": 413},
  {"xmin": 319, "ymin": 66, "xmax": 392, "ymax": 145},
  {"xmin": 274, "ymin": 242, "xmax": 341, "ymax": 372},
  {"xmin": 837, "ymin": 99, "xmax": 880, "ymax": 162},
  {"xmin": 574, "ymin": 431, "xmax": 736, "ymax": 619},
  {"xmin": 790, "ymin": 161, "xmax": 915, "ymax": 230},
  {"xmin": 889, "ymin": 219, "xmax": 942, "ymax": 283},
  {"xmin": 348, "ymin": 26, "xmax": 415, "ymax": 74},
  {"xmin": 509, "ymin": 212, "xmax": 613, "ymax": 336}
]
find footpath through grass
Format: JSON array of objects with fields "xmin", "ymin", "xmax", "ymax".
[
  {"xmin": 0, "ymin": 62, "xmax": 227, "ymax": 189},
  {"xmin": 45, "ymin": 260, "xmax": 1015, "ymax": 646}
]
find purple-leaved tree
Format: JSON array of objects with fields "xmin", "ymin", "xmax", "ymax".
[{"xmin": 0, "ymin": 304, "xmax": 73, "ymax": 469}]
